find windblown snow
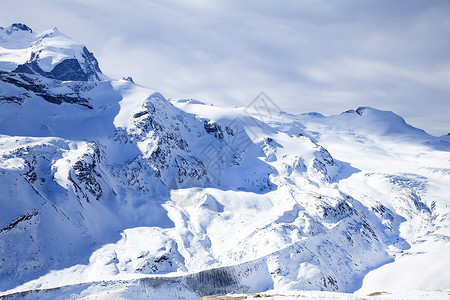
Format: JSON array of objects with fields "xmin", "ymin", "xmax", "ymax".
[{"xmin": 0, "ymin": 24, "xmax": 449, "ymax": 300}]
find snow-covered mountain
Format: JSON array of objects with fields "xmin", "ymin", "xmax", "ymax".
[{"xmin": 0, "ymin": 24, "xmax": 449, "ymax": 299}]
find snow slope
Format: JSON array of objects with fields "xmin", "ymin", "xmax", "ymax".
[{"xmin": 0, "ymin": 24, "xmax": 449, "ymax": 299}]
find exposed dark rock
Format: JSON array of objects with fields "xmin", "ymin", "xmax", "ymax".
[
  {"xmin": 47, "ymin": 59, "xmax": 88, "ymax": 81},
  {"xmin": 2, "ymin": 23, "xmax": 33, "ymax": 34},
  {"xmin": 204, "ymin": 121, "xmax": 219, "ymax": 133},
  {"xmin": 318, "ymin": 146, "xmax": 335, "ymax": 166},
  {"xmin": 0, "ymin": 95, "xmax": 28, "ymax": 104},
  {"xmin": 24, "ymin": 159, "xmax": 38, "ymax": 184},
  {"xmin": 12, "ymin": 64, "xmax": 34, "ymax": 75},
  {"xmin": 15, "ymin": 59, "xmax": 88, "ymax": 82},
  {"xmin": 319, "ymin": 201, "xmax": 353, "ymax": 221},
  {"xmin": 341, "ymin": 107, "xmax": 366, "ymax": 116},
  {"xmin": 341, "ymin": 109, "xmax": 355, "ymax": 115},
  {"xmin": 69, "ymin": 144, "xmax": 104, "ymax": 202},
  {"xmin": 312, "ymin": 159, "xmax": 327, "ymax": 176},
  {"xmin": 0, "ymin": 211, "xmax": 38, "ymax": 233},
  {"xmin": 356, "ymin": 107, "xmax": 366, "ymax": 116},
  {"xmin": 322, "ymin": 275, "xmax": 339, "ymax": 291},
  {"xmin": 80, "ymin": 47, "xmax": 102, "ymax": 80},
  {"xmin": 204, "ymin": 121, "xmax": 224, "ymax": 140},
  {"xmin": 225, "ymin": 126, "xmax": 234, "ymax": 136},
  {"xmin": 136, "ymin": 255, "xmax": 173, "ymax": 274},
  {"xmin": 133, "ymin": 111, "xmax": 149, "ymax": 118},
  {"xmin": 12, "ymin": 45, "xmax": 101, "ymax": 82},
  {"xmin": 183, "ymin": 267, "xmax": 239, "ymax": 296},
  {"xmin": 0, "ymin": 71, "xmax": 93, "ymax": 108},
  {"xmin": 372, "ymin": 204, "xmax": 395, "ymax": 231}
]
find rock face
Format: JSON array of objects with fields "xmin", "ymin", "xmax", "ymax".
[
  {"xmin": 0, "ymin": 24, "xmax": 449, "ymax": 298},
  {"xmin": 0, "ymin": 23, "xmax": 33, "ymax": 34},
  {"xmin": 0, "ymin": 70, "xmax": 93, "ymax": 107},
  {"xmin": 14, "ymin": 51, "xmax": 99, "ymax": 81},
  {"xmin": 20, "ymin": 45, "xmax": 101, "ymax": 81},
  {"xmin": 1, "ymin": 24, "xmax": 102, "ymax": 81}
]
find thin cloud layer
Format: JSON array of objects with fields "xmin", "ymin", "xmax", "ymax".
[{"xmin": 1, "ymin": 0, "xmax": 449, "ymax": 135}]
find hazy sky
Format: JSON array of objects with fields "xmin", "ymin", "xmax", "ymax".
[{"xmin": 1, "ymin": 0, "xmax": 449, "ymax": 135}]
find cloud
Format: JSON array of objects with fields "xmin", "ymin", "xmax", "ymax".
[{"xmin": 0, "ymin": 0, "xmax": 449, "ymax": 135}]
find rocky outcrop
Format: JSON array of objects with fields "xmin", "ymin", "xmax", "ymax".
[
  {"xmin": 0, "ymin": 23, "xmax": 33, "ymax": 35},
  {"xmin": 13, "ymin": 46, "xmax": 101, "ymax": 82},
  {"xmin": 0, "ymin": 71, "xmax": 93, "ymax": 108}
]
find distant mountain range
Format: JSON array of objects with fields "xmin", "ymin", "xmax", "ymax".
[{"xmin": 0, "ymin": 23, "xmax": 449, "ymax": 299}]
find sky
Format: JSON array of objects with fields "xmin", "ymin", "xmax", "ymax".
[{"xmin": 1, "ymin": 0, "xmax": 449, "ymax": 135}]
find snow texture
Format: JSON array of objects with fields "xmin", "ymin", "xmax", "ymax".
[{"xmin": 0, "ymin": 24, "xmax": 449, "ymax": 299}]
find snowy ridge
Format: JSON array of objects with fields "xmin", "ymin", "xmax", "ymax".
[{"xmin": 0, "ymin": 24, "xmax": 449, "ymax": 299}]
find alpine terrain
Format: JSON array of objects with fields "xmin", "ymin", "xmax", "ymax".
[{"xmin": 0, "ymin": 24, "xmax": 449, "ymax": 299}]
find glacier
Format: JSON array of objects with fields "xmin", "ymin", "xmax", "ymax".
[{"xmin": 0, "ymin": 23, "xmax": 449, "ymax": 299}]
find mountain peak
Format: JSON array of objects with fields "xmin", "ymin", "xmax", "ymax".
[
  {"xmin": 1, "ymin": 23, "xmax": 449, "ymax": 299},
  {"xmin": 0, "ymin": 23, "xmax": 33, "ymax": 35},
  {"xmin": 0, "ymin": 24, "xmax": 103, "ymax": 81}
]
